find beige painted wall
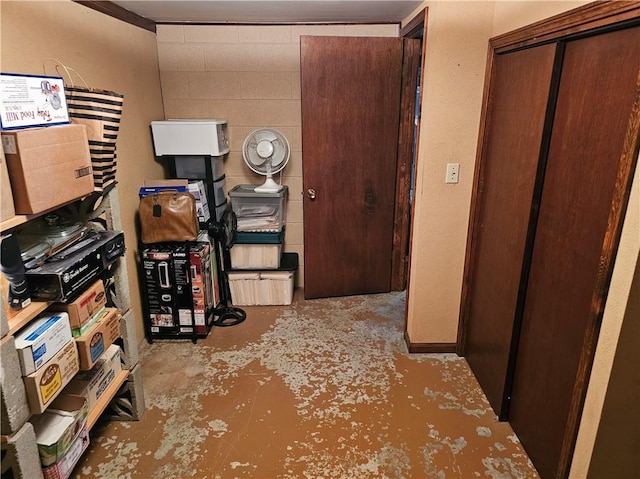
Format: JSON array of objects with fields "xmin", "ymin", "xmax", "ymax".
[
  {"xmin": 405, "ymin": 0, "xmax": 495, "ymax": 343},
  {"xmin": 404, "ymin": 0, "xmax": 593, "ymax": 343},
  {"xmin": 0, "ymin": 0, "xmax": 165, "ymax": 344},
  {"xmin": 491, "ymin": 0, "xmax": 590, "ymax": 34},
  {"xmin": 402, "ymin": 0, "xmax": 636, "ymax": 475},
  {"xmin": 156, "ymin": 23, "xmax": 398, "ymax": 287}
]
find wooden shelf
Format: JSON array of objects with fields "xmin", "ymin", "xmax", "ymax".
[
  {"xmin": 0, "ymin": 214, "xmax": 32, "ymax": 232},
  {"xmin": 0, "ymin": 197, "xmax": 87, "ymax": 233},
  {"xmin": 87, "ymin": 369, "xmax": 129, "ymax": 429}
]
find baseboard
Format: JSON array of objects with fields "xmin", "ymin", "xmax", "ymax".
[{"xmin": 404, "ymin": 331, "xmax": 458, "ymax": 354}]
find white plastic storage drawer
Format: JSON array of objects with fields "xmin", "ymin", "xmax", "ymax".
[
  {"xmin": 151, "ymin": 119, "xmax": 229, "ymax": 156},
  {"xmin": 230, "ymin": 243, "xmax": 282, "ymax": 269},
  {"xmin": 213, "ymin": 175, "xmax": 227, "ymax": 206},
  {"xmin": 229, "ymin": 184, "xmax": 287, "ymax": 232},
  {"xmin": 173, "ymin": 155, "xmax": 224, "ymax": 180}
]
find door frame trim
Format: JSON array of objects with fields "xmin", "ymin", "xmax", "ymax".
[
  {"xmin": 391, "ymin": 8, "xmax": 428, "ymax": 293},
  {"xmin": 390, "ymin": 38, "xmax": 421, "ymax": 292},
  {"xmin": 399, "ymin": 8, "xmax": 427, "ymax": 349},
  {"xmin": 457, "ymin": 3, "xmax": 640, "ymax": 478}
]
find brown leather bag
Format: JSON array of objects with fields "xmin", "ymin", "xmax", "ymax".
[{"xmin": 139, "ymin": 191, "xmax": 199, "ymax": 244}]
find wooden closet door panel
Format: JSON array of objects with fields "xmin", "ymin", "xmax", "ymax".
[
  {"xmin": 509, "ymin": 26, "xmax": 640, "ymax": 479},
  {"xmin": 464, "ymin": 44, "xmax": 558, "ymax": 417}
]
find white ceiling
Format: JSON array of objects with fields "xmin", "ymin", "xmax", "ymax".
[{"xmin": 110, "ymin": 1, "xmax": 423, "ymax": 24}]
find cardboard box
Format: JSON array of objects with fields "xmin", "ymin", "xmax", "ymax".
[
  {"xmin": 1, "ymin": 124, "xmax": 93, "ymax": 214},
  {"xmin": 0, "ymin": 73, "xmax": 69, "ymax": 130},
  {"xmin": 190, "ymin": 241, "xmax": 216, "ymax": 334},
  {"xmin": 142, "ymin": 241, "xmax": 218, "ymax": 338},
  {"xmin": 187, "ymin": 180, "xmax": 211, "ymax": 223},
  {"xmin": 47, "ymin": 279, "xmax": 107, "ymax": 329},
  {"xmin": 74, "ymin": 308, "xmax": 120, "ymax": 370},
  {"xmin": 0, "ymin": 148, "xmax": 15, "ymax": 221},
  {"xmin": 25, "ymin": 230, "xmax": 125, "ymax": 302},
  {"xmin": 64, "ymin": 344, "xmax": 122, "ymax": 411},
  {"xmin": 14, "ymin": 313, "xmax": 72, "ymax": 376},
  {"xmin": 139, "ymin": 178, "xmax": 187, "ymax": 198},
  {"xmin": 142, "ymin": 243, "xmax": 199, "ymax": 335},
  {"xmin": 141, "ymin": 245, "xmax": 179, "ymax": 335},
  {"xmin": 172, "ymin": 245, "xmax": 195, "ymax": 334},
  {"xmin": 31, "ymin": 395, "xmax": 88, "ymax": 467},
  {"xmin": 197, "ymin": 231, "xmax": 220, "ymax": 306},
  {"xmin": 70, "ymin": 307, "xmax": 105, "ymax": 338},
  {"xmin": 23, "ymin": 340, "xmax": 80, "ymax": 414},
  {"xmin": 41, "ymin": 425, "xmax": 89, "ymax": 479}
]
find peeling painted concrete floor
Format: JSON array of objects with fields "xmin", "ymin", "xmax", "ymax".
[{"xmin": 72, "ymin": 291, "xmax": 540, "ymax": 478}]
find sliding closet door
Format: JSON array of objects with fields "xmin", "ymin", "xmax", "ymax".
[
  {"xmin": 462, "ymin": 44, "xmax": 558, "ymax": 418},
  {"xmin": 508, "ymin": 26, "xmax": 640, "ymax": 479}
]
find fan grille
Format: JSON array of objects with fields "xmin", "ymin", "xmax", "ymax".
[{"xmin": 242, "ymin": 128, "xmax": 290, "ymax": 176}]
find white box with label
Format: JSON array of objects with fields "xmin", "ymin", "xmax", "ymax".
[{"xmin": 14, "ymin": 313, "xmax": 73, "ymax": 376}]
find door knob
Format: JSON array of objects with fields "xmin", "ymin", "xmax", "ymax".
[{"xmin": 307, "ymin": 188, "xmax": 316, "ymax": 200}]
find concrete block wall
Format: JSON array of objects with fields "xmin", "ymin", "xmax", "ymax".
[
  {"xmin": 103, "ymin": 363, "xmax": 145, "ymax": 422},
  {"xmin": 118, "ymin": 310, "xmax": 140, "ymax": 370},
  {"xmin": 1, "ymin": 422, "xmax": 44, "ymax": 479},
  {"xmin": 0, "ymin": 336, "xmax": 30, "ymax": 435},
  {"xmin": 156, "ymin": 23, "xmax": 399, "ymax": 287},
  {"xmin": 0, "ymin": 285, "xmax": 8, "ymax": 338}
]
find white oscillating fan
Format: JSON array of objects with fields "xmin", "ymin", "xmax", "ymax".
[{"xmin": 242, "ymin": 127, "xmax": 290, "ymax": 193}]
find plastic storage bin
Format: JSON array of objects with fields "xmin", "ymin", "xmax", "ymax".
[
  {"xmin": 229, "ymin": 184, "xmax": 288, "ymax": 232},
  {"xmin": 230, "ymin": 243, "xmax": 282, "ymax": 269},
  {"xmin": 228, "ymin": 253, "xmax": 297, "ymax": 306},
  {"xmin": 235, "ymin": 228, "xmax": 285, "ymax": 244}
]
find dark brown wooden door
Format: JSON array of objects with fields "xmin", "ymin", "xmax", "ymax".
[
  {"xmin": 508, "ymin": 26, "xmax": 640, "ymax": 479},
  {"xmin": 462, "ymin": 43, "xmax": 559, "ymax": 418},
  {"xmin": 300, "ymin": 36, "xmax": 403, "ymax": 299}
]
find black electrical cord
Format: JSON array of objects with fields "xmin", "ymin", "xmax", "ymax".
[{"xmin": 209, "ymin": 209, "xmax": 246, "ymax": 327}]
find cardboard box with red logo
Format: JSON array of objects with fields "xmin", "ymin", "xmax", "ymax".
[{"xmin": 48, "ymin": 279, "xmax": 107, "ymax": 330}]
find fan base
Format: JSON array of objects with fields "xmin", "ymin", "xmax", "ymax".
[{"xmin": 254, "ymin": 177, "xmax": 284, "ymax": 193}]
